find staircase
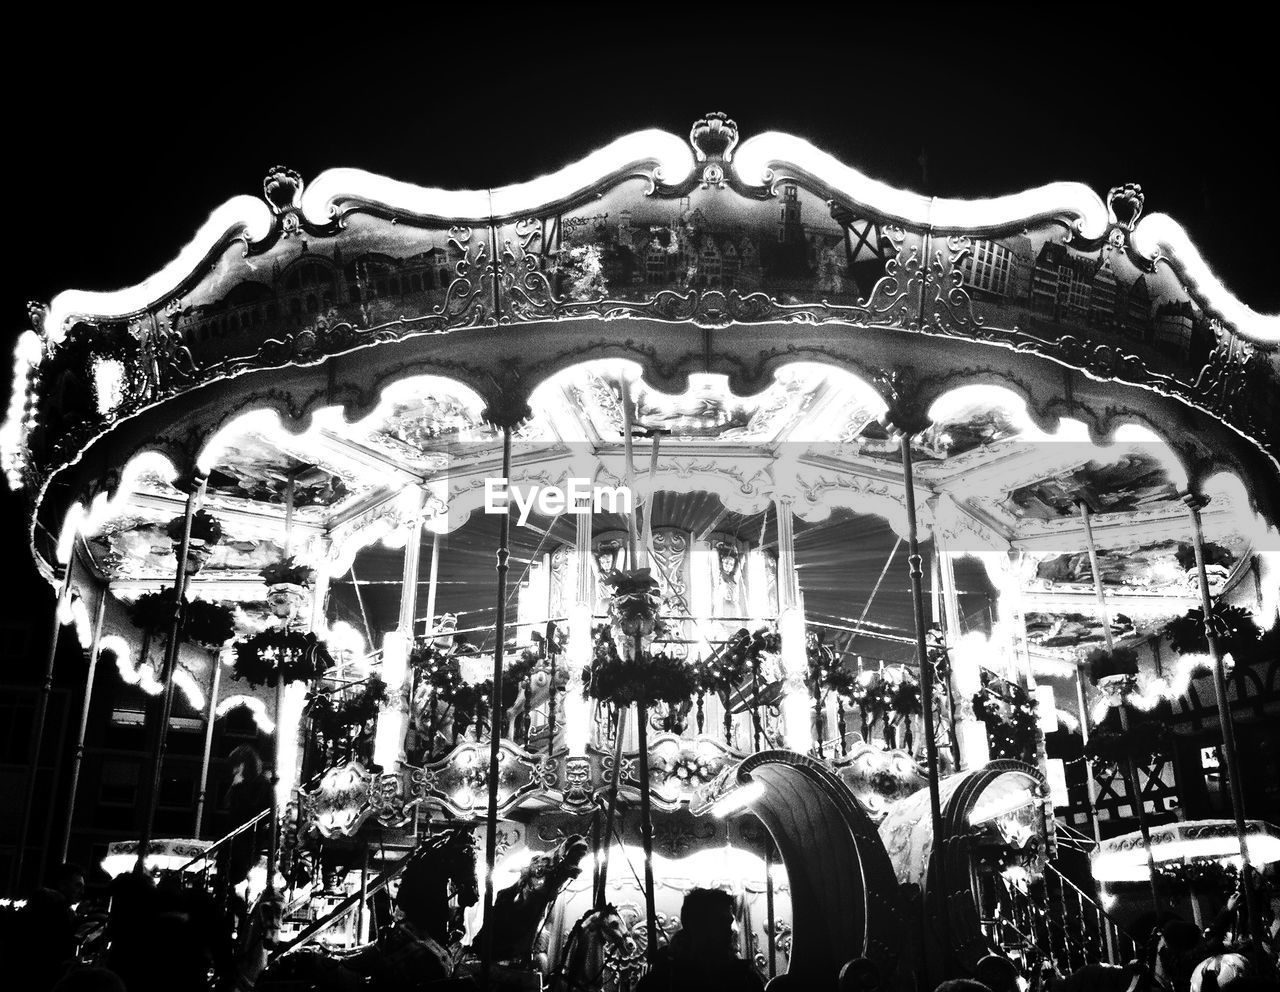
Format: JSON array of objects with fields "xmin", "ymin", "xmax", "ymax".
[{"xmin": 986, "ymin": 861, "xmax": 1139, "ymax": 974}]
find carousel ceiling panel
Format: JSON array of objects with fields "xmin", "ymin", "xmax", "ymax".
[
  {"xmin": 1029, "ymin": 538, "xmax": 1240, "ymax": 594},
  {"xmin": 1002, "ymin": 452, "xmax": 1178, "ymax": 521},
  {"xmin": 360, "ymin": 390, "xmax": 495, "ymax": 462},
  {"xmin": 1025, "ymin": 611, "xmax": 1138, "ymax": 651},
  {"xmin": 205, "ymin": 429, "xmax": 354, "ymax": 508},
  {"xmin": 922, "ymin": 404, "xmax": 1023, "ymax": 460},
  {"xmin": 86, "ymin": 515, "xmax": 293, "ymax": 582},
  {"xmin": 533, "ymin": 364, "xmax": 879, "ymax": 447}
]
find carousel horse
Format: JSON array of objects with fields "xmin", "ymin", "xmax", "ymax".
[
  {"xmin": 550, "ymin": 904, "xmax": 631, "ymax": 992},
  {"xmin": 473, "ymin": 834, "xmax": 590, "ymax": 965},
  {"xmin": 259, "ymin": 827, "xmax": 479, "ymax": 991}
]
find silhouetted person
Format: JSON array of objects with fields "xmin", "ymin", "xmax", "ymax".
[
  {"xmin": 975, "ymin": 954, "xmax": 1020, "ymax": 992},
  {"xmin": 933, "ymin": 981, "xmax": 993, "ymax": 992},
  {"xmin": 7, "ymin": 862, "xmax": 87, "ymax": 990},
  {"xmin": 637, "ymin": 887, "xmax": 763, "ymax": 992},
  {"xmin": 839, "ymin": 956, "xmax": 882, "ymax": 992},
  {"xmin": 104, "ymin": 871, "xmax": 158, "ymax": 992},
  {"xmin": 222, "ymin": 745, "xmax": 273, "ymax": 890},
  {"xmin": 51, "ymin": 966, "xmax": 127, "ymax": 992}
]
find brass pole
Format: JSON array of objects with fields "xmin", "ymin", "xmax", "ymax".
[
  {"xmin": 481, "ymin": 425, "xmax": 514, "ymax": 980},
  {"xmin": 136, "ymin": 473, "xmax": 207, "ymax": 875},
  {"xmin": 13, "ymin": 557, "xmax": 75, "ymax": 893},
  {"xmin": 59, "ymin": 579, "xmax": 109, "ymax": 864},
  {"xmin": 1079, "ymin": 501, "xmax": 1162, "ymax": 919},
  {"xmin": 193, "ymin": 649, "xmax": 223, "ymax": 837},
  {"xmin": 900, "ymin": 435, "xmax": 944, "ymax": 841},
  {"xmin": 1184, "ymin": 493, "xmax": 1260, "ymax": 943}
]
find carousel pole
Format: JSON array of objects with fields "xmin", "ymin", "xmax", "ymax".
[
  {"xmin": 1079, "ymin": 501, "xmax": 1163, "ymax": 919},
  {"xmin": 193, "ymin": 649, "xmax": 223, "ymax": 838},
  {"xmin": 12, "ymin": 554, "xmax": 75, "ymax": 893},
  {"xmin": 634, "ymin": 429, "xmax": 661, "ymax": 962},
  {"xmin": 595, "ymin": 378, "xmax": 641, "ymax": 908},
  {"xmin": 136, "ymin": 472, "xmax": 207, "ymax": 876},
  {"xmin": 424, "ymin": 531, "xmax": 441, "ymax": 640},
  {"xmin": 58, "ymin": 578, "xmax": 108, "ymax": 865},
  {"xmin": 899, "ymin": 433, "xmax": 945, "ymax": 843},
  {"xmin": 1072, "ymin": 508, "xmax": 1118, "ymax": 963},
  {"xmin": 481, "ymin": 423, "xmax": 514, "ymax": 983},
  {"xmin": 263, "ymin": 477, "xmax": 301, "ymax": 897},
  {"xmin": 1184, "ymin": 493, "xmax": 1260, "ymax": 943}
]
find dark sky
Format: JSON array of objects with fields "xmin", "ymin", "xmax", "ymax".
[
  {"xmin": 3, "ymin": 13, "xmax": 1276, "ymax": 585},
  {"xmin": 6, "ymin": 16, "xmax": 1276, "ymax": 317}
]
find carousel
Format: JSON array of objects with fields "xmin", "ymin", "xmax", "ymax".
[{"xmin": 5, "ymin": 113, "xmax": 1279, "ymax": 990}]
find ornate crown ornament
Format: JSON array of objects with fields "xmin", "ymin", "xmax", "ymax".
[
  {"xmin": 263, "ymin": 165, "xmax": 305, "ymax": 235},
  {"xmin": 1105, "ymin": 182, "xmax": 1145, "ymax": 249},
  {"xmin": 689, "ymin": 112, "xmax": 739, "ymax": 187}
]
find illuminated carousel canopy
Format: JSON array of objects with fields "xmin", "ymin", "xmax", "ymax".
[
  {"xmin": 11, "ymin": 111, "xmax": 1280, "ymax": 987},
  {"xmin": 6, "ymin": 112, "xmax": 1279, "ymax": 578}
]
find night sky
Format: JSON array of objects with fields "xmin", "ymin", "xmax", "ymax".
[{"xmin": 3, "ymin": 13, "xmax": 1276, "ymax": 613}]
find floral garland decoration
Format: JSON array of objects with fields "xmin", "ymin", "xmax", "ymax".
[
  {"xmin": 804, "ymin": 634, "xmax": 856, "ymax": 697},
  {"xmin": 972, "ymin": 673, "xmax": 1037, "ymax": 763},
  {"xmin": 1082, "ymin": 704, "xmax": 1171, "ymax": 768},
  {"xmin": 1085, "ymin": 646, "xmax": 1140, "ymax": 685},
  {"xmin": 259, "ymin": 556, "xmax": 316, "ymax": 588},
  {"xmin": 307, "ymin": 676, "xmax": 390, "ymax": 740},
  {"xmin": 1166, "ymin": 604, "xmax": 1261, "ymax": 658},
  {"xmin": 409, "ymin": 639, "xmax": 491, "ymax": 740},
  {"xmin": 129, "ymin": 588, "xmax": 236, "ymax": 650},
  {"xmin": 853, "ymin": 665, "xmax": 921, "ymax": 750},
  {"xmin": 583, "ymin": 625, "xmax": 698, "ymax": 708},
  {"xmin": 805, "ymin": 634, "xmax": 857, "ymax": 754},
  {"xmin": 696, "ymin": 625, "xmax": 779, "ymax": 699},
  {"xmin": 603, "ymin": 568, "xmax": 664, "ymax": 660},
  {"xmin": 233, "ymin": 629, "xmax": 333, "ymax": 688},
  {"xmin": 166, "ymin": 509, "xmax": 223, "ymax": 546}
]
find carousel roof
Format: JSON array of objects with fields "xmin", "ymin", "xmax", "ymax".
[{"xmin": 5, "ymin": 113, "xmax": 1277, "ymax": 658}]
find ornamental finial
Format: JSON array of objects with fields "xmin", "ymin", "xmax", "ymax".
[
  {"xmin": 689, "ymin": 113, "xmax": 739, "ymax": 186},
  {"xmin": 263, "ymin": 166, "xmax": 305, "ymax": 235},
  {"xmin": 1106, "ymin": 183, "xmax": 1144, "ymax": 232}
]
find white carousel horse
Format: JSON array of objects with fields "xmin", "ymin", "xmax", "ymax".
[{"xmin": 550, "ymin": 904, "xmax": 632, "ymax": 992}]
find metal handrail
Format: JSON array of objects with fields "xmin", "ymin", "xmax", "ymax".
[
  {"xmin": 180, "ymin": 807, "xmax": 272, "ymax": 873},
  {"xmin": 1044, "ymin": 862, "xmax": 1128, "ymax": 932},
  {"xmin": 271, "ymin": 843, "xmax": 420, "ymax": 960}
]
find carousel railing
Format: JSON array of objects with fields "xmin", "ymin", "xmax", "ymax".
[
  {"xmin": 270, "ymin": 843, "xmax": 418, "ymax": 960},
  {"xmin": 989, "ymin": 862, "xmax": 1138, "ymax": 972},
  {"xmin": 180, "ymin": 807, "xmax": 273, "ymax": 878}
]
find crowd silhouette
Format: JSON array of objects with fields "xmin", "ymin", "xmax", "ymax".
[{"xmin": 3, "ymin": 862, "xmax": 1277, "ymax": 991}]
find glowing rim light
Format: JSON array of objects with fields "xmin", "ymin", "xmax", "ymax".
[
  {"xmin": 1132, "ymin": 212, "xmax": 1280, "ymax": 345},
  {"xmin": 306, "ymin": 129, "xmax": 693, "ymax": 226},
  {"xmin": 1092, "ymin": 828, "xmax": 1280, "ymax": 883},
  {"xmin": 8, "ymin": 127, "xmax": 1279, "ymax": 491},
  {"xmin": 42, "ymin": 195, "xmax": 275, "ymax": 345},
  {"xmin": 216, "ymin": 694, "xmax": 276, "ymax": 733},
  {"xmin": 734, "ymin": 132, "xmax": 1111, "ymax": 240},
  {"xmin": 101, "ymin": 633, "xmax": 205, "ymax": 708},
  {"xmin": 1092, "ymin": 653, "xmax": 1224, "ymax": 722},
  {"xmin": 709, "ymin": 779, "xmax": 766, "ymax": 818}
]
